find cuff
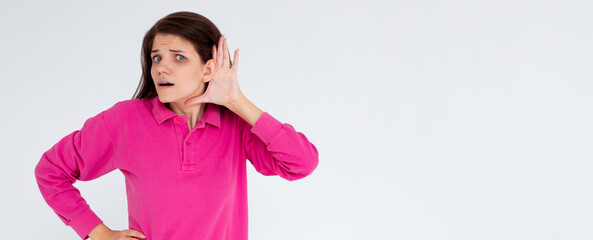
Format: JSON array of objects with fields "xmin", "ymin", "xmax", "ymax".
[
  {"xmin": 250, "ymin": 112, "xmax": 284, "ymax": 145},
  {"xmin": 68, "ymin": 207, "xmax": 103, "ymax": 240}
]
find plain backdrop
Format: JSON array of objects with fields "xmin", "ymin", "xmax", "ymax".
[{"xmin": 1, "ymin": 0, "xmax": 592, "ymax": 239}]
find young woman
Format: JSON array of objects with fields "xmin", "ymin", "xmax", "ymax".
[{"xmin": 34, "ymin": 11, "xmax": 319, "ymax": 240}]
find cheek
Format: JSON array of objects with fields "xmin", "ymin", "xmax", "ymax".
[
  {"xmin": 150, "ymin": 68, "xmax": 156, "ymax": 81},
  {"xmin": 182, "ymin": 66, "xmax": 205, "ymax": 83}
]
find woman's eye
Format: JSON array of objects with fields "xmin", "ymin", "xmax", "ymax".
[
  {"xmin": 153, "ymin": 56, "xmax": 162, "ymax": 62},
  {"xmin": 176, "ymin": 55, "xmax": 186, "ymax": 61}
]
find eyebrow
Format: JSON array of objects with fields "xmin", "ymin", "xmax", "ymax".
[{"xmin": 151, "ymin": 49, "xmax": 186, "ymax": 54}]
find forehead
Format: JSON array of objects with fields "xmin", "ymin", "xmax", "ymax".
[{"xmin": 152, "ymin": 33, "xmax": 193, "ymax": 50}]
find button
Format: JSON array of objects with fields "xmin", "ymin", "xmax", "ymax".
[
  {"xmin": 185, "ymin": 141, "xmax": 190, "ymax": 146},
  {"xmin": 176, "ymin": 118, "xmax": 181, "ymax": 123}
]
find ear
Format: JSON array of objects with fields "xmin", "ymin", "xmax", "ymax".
[{"xmin": 202, "ymin": 59, "xmax": 218, "ymax": 83}]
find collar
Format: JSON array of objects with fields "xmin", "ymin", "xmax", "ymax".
[{"xmin": 150, "ymin": 95, "xmax": 220, "ymax": 128}]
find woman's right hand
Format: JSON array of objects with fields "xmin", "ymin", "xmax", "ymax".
[{"xmin": 89, "ymin": 223, "xmax": 146, "ymax": 239}]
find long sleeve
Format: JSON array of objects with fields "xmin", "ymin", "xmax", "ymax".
[
  {"xmin": 34, "ymin": 110, "xmax": 117, "ymax": 239},
  {"xmin": 241, "ymin": 112, "xmax": 319, "ymax": 181}
]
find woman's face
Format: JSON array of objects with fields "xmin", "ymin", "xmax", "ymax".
[{"xmin": 150, "ymin": 33, "xmax": 209, "ymax": 105}]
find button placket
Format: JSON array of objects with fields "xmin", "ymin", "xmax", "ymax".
[
  {"xmin": 172, "ymin": 117, "xmax": 194, "ymax": 172},
  {"xmin": 182, "ymin": 138, "xmax": 196, "ymax": 171},
  {"xmin": 184, "ymin": 120, "xmax": 205, "ymax": 170}
]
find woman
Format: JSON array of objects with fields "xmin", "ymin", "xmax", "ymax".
[{"xmin": 34, "ymin": 11, "xmax": 318, "ymax": 240}]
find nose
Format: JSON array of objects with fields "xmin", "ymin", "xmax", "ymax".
[{"xmin": 155, "ymin": 58, "xmax": 170, "ymax": 75}]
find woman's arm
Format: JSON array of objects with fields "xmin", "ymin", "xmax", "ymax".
[
  {"xmin": 227, "ymin": 93, "xmax": 319, "ymax": 181},
  {"xmin": 183, "ymin": 35, "xmax": 319, "ymax": 180},
  {"xmin": 34, "ymin": 110, "xmax": 117, "ymax": 239},
  {"xmin": 226, "ymin": 94, "xmax": 263, "ymax": 127},
  {"xmin": 238, "ymin": 108, "xmax": 319, "ymax": 181}
]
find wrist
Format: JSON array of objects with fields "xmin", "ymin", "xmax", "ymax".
[
  {"xmin": 225, "ymin": 93, "xmax": 246, "ymax": 109},
  {"xmin": 88, "ymin": 223, "xmax": 111, "ymax": 239},
  {"xmin": 225, "ymin": 94, "xmax": 263, "ymax": 126}
]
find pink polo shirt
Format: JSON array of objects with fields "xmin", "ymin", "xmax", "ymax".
[{"xmin": 34, "ymin": 95, "xmax": 319, "ymax": 239}]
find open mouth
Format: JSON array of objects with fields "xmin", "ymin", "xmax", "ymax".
[{"xmin": 159, "ymin": 83, "xmax": 174, "ymax": 86}]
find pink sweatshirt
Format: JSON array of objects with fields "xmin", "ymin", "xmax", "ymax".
[{"xmin": 34, "ymin": 96, "xmax": 319, "ymax": 239}]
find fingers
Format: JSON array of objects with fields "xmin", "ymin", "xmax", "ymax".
[
  {"xmin": 217, "ymin": 36, "xmax": 224, "ymax": 67},
  {"xmin": 232, "ymin": 48, "xmax": 239, "ymax": 71},
  {"xmin": 215, "ymin": 35, "xmax": 237, "ymax": 69},
  {"xmin": 125, "ymin": 229, "xmax": 147, "ymax": 239},
  {"xmin": 184, "ymin": 94, "xmax": 208, "ymax": 106},
  {"xmin": 223, "ymin": 35, "xmax": 229, "ymax": 68}
]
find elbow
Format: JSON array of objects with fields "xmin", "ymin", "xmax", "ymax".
[
  {"xmin": 305, "ymin": 147, "xmax": 319, "ymax": 176},
  {"xmin": 34, "ymin": 157, "xmax": 45, "ymax": 180},
  {"xmin": 34, "ymin": 153, "xmax": 73, "ymax": 186},
  {"xmin": 287, "ymin": 144, "xmax": 319, "ymax": 181},
  {"xmin": 34, "ymin": 156, "xmax": 50, "ymax": 186},
  {"xmin": 34, "ymin": 157, "xmax": 49, "ymax": 194}
]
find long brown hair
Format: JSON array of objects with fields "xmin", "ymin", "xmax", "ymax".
[{"xmin": 132, "ymin": 11, "xmax": 223, "ymax": 99}]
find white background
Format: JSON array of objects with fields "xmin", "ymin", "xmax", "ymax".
[{"xmin": 1, "ymin": 0, "xmax": 592, "ymax": 239}]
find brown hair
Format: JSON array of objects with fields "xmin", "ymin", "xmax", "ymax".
[{"xmin": 132, "ymin": 11, "xmax": 223, "ymax": 99}]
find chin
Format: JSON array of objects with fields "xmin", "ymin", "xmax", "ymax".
[
  {"xmin": 157, "ymin": 94, "xmax": 174, "ymax": 104},
  {"xmin": 158, "ymin": 93, "xmax": 188, "ymax": 106}
]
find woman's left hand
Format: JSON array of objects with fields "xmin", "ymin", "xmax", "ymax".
[{"xmin": 184, "ymin": 35, "xmax": 244, "ymax": 107}]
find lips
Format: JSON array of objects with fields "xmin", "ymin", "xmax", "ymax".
[{"xmin": 157, "ymin": 79, "xmax": 174, "ymax": 86}]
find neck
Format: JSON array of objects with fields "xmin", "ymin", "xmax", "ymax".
[{"xmin": 167, "ymin": 101, "xmax": 206, "ymax": 130}]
